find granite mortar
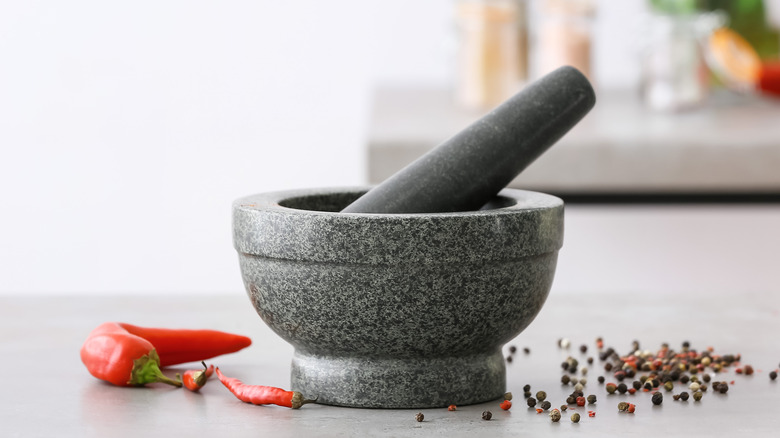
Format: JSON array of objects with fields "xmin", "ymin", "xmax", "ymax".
[{"xmin": 232, "ymin": 187, "xmax": 563, "ymax": 408}]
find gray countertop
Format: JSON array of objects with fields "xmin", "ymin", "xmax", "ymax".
[
  {"xmin": 368, "ymin": 87, "xmax": 780, "ymax": 194},
  {"xmin": 3, "ymin": 291, "xmax": 779, "ymax": 437}
]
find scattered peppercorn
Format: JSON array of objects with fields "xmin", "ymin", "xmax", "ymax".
[
  {"xmin": 651, "ymin": 392, "xmax": 663, "ymax": 405},
  {"xmin": 580, "ymin": 344, "xmax": 588, "ymax": 353},
  {"xmin": 680, "ymin": 391, "xmax": 690, "ymax": 401},
  {"xmin": 561, "ymin": 375, "xmax": 571, "ymax": 385},
  {"xmin": 415, "ymin": 412, "xmax": 424, "ymax": 422},
  {"xmin": 536, "ymin": 391, "xmax": 547, "ymax": 402},
  {"xmin": 524, "ymin": 391, "xmax": 532, "ymax": 398},
  {"xmin": 574, "ymin": 383, "xmax": 584, "ymax": 392},
  {"xmin": 617, "ymin": 383, "xmax": 628, "ymax": 394},
  {"xmin": 576, "ymin": 396, "xmax": 586, "ymax": 407},
  {"xmin": 504, "ymin": 392, "xmax": 513, "ymax": 401},
  {"xmin": 506, "ymin": 356, "xmax": 513, "ymax": 363},
  {"xmin": 643, "ymin": 380, "xmax": 654, "ymax": 391},
  {"xmin": 618, "ymin": 401, "xmax": 629, "ymax": 411},
  {"xmin": 571, "ymin": 413, "xmax": 581, "ymax": 423},
  {"xmin": 680, "ymin": 375, "xmax": 690, "ymax": 384},
  {"xmin": 588, "ymin": 357, "xmax": 594, "ymax": 365},
  {"xmin": 770, "ymin": 371, "xmax": 778, "ymax": 380},
  {"xmin": 541, "ymin": 401, "xmax": 552, "ymax": 411},
  {"xmin": 744, "ymin": 365, "xmax": 754, "ymax": 375},
  {"xmin": 587, "ymin": 394, "xmax": 597, "ymax": 404},
  {"xmin": 509, "ymin": 345, "xmax": 517, "ymax": 354},
  {"xmin": 598, "ymin": 376, "xmax": 605, "ymax": 384},
  {"xmin": 482, "ymin": 411, "xmax": 492, "ymax": 421},
  {"xmin": 693, "ymin": 391, "xmax": 703, "ymax": 401},
  {"xmin": 527, "ymin": 397, "xmax": 537, "ymax": 407},
  {"xmin": 523, "ymin": 347, "xmax": 530, "ymax": 354},
  {"xmin": 673, "ymin": 394, "xmax": 680, "ymax": 401},
  {"xmin": 606, "ymin": 383, "xmax": 617, "ymax": 394},
  {"xmin": 628, "ymin": 388, "xmax": 636, "ymax": 395},
  {"xmin": 560, "ymin": 405, "xmax": 568, "ymax": 412},
  {"xmin": 702, "ymin": 373, "xmax": 711, "ymax": 383},
  {"xmin": 588, "ymin": 411, "xmax": 596, "ymax": 417},
  {"xmin": 448, "ymin": 404, "xmax": 457, "ymax": 411},
  {"xmin": 579, "ymin": 378, "xmax": 587, "ymax": 385},
  {"xmin": 500, "ymin": 400, "xmax": 512, "ymax": 410},
  {"xmin": 566, "ymin": 395, "xmax": 576, "ymax": 404},
  {"xmin": 664, "ymin": 381, "xmax": 674, "ymax": 392},
  {"xmin": 699, "ymin": 384, "xmax": 708, "ymax": 392},
  {"xmin": 718, "ymin": 382, "xmax": 729, "ymax": 394},
  {"xmin": 689, "ymin": 382, "xmax": 701, "ymax": 392},
  {"xmin": 549, "ymin": 409, "xmax": 561, "ymax": 422},
  {"xmin": 632, "ymin": 380, "xmax": 641, "ymax": 390}
]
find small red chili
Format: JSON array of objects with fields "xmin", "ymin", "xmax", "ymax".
[
  {"xmin": 500, "ymin": 400, "xmax": 512, "ymax": 410},
  {"xmin": 448, "ymin": 404, "xmax": 457, "ymax": 411},
  {"xmin": 182, "ymin": 361, "xmax": 215, "ymax": 392},
  {"xmin": 576, "ymin": 396, "xmax": 586, "ymax": 407},
  {"xmin": 215, "ymin": 367, "xmax": 316, "ymax": 409},
  {"xmin": 627, "ymin": 403, "xmax": 636, "ymax": 413},
  {"xmin": 536, "ymin": 408, "xmax": 543, "ymax": 413},
  {"xmin": 588, "ymin": 411, "xmax": 596, "ymax": 417}
]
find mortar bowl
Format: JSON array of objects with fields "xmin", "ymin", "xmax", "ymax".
[{"xmin": 232, "ymin": 187, "xmax": 563, "ymax": 408}]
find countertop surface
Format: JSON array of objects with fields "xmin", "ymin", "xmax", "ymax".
[
  {"xmin": 368, "ymin": 87, "xmax": 780, "ymax": 195},
  {"xmin": 3, "ymin": 291, "xmax": 779, "ymax": 437}
]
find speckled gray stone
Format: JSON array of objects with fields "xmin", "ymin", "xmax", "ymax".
[
  {"xmin": 342, "ymin": 66, "xmax": 595, "ymax": 214},
  {"xmin": 233, "ymin": 187, "xmax": 563, "ymax": 408}
]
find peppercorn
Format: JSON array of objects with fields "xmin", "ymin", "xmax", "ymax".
[
  {"xmin": 614, "ymin": 370, "xmax": 626, "ymax": 381},
  {"xmin": 651, "ymin": 392, "xmax": 663, "ymax": 405},
  {"xmin": 693, "ymin": 391, "xmax": 703, "ymax": 401},
  {"xmin": 482, "ymin": 411, "xmax": 492, "ymax": 421},
  {"xmin": 509, "ymin": 345, "xmax": 517, "ymax": 354},
  {"xmin": 523, "ymin": 384, "xmax": 531, "ymax": 392},
  {"xmin": 689, "ymin": 382, "xmax": 700, "ymax": 392},
  {"xmin": 699, "ymin": 384, "xmax": 708, "ymax": 392},
  {"xmin": 604, "ymin": 362, "xmax": 613, "ymax": 372},
  {"xmin": 579, "ymin": 378, "xmax": 587, "ymax": 385},
  {"xmin": 559, "ymin": 338, "xmax": 570, "ymax": 349},
  {"xmin": 560, "ymin": 405, "xmax": 568, "ymax": 411},
  {"xmin": 680, "ymin": 375, "xmax": 690, "ymax": 384},
  {"xmin": 523, "ymin": 347, "xmax": 530, "ymax": 354},
  {"xmin": 536, "ymin": 391, "xmax": 547, "ymax": 402},
  {"xmin": 580, "ymin": 344, "xmax": 588, "ymax": 354},
  {"xmin": 689, "ymin": 375, "xmax": 699, "ymax": 383},
  {"xmin": 541, "ymin": 400, "xmax": 552, "ymax": 411},
  {"xmin": 703, "ymin": 373, "xmax": 711, "ymax": 383},
  {"xmin": 588, "ymin": 357, "xmax": 594, "ymax": 365},
  {"xmin": 415, "ymin": 412, "xmax": 424, "ymax": 422},
  {"xmin": 571, "ymin": 412, "xmax": 581, "ymax": 423},
  {"xmin": 561, "ymin": 375, "xmax": 570, "ymax": 385},
  {"xmin": 682, "ymin": 341, "xmax": 690, "ymax": 349},
  {"xmin": 628, "ymin": 388, "xmax": 636, "ymax": 395},
  {"xmin": 617, "ymin": 383, "xmax": 628, "ymax": 394},
  {"xmin": 618, "ymin": 401, "xmax": 629, "ymax": 411},
  {"xmin": 587, "ymin": 394, "xmax": 597, "ymax": 404},
  {"xmin": 500, "ymin": 400, "xmax": 512, "ymax": 410},
  {"xmin": 712, "ymin": 381, "xmax": 722, "ymax": 392},
  {"xmin": 627, "ymin": 403, "xmax": 636, "ymax": 413},
  {"xmin": 652, "ymin": 378, "xmax": 660, "ymax": 388},
  {"xmin": 524, "ymin": 391, "xmax": 532, "ymax": 398},
  {"xmin": 576, "ymin": 396, "xmax": 586, "ymax": 407},
  {"xmin": 581, "ymin": 367, "xmax": 588, "ymax": 376},
  {"xmin": 643, "ymin": 381, "xmax": 653, "ymax": 391},
  {"xmin": 504, "ymin": 392, "xmax": 513, "ymax": 401},
  {"xmin": 632, "ymin": 380, "xmax": 641, "ymax": 390},
  {"xmin": 527, "ymin": 397, "xmax": 537, "ymax": 407},
  {"xmin": 549, "ymin": 408, "xmax": 561, "ymax": 422},
  {"xmin": 506, "ymin": 356, "xmax": 513, "ymax": 363},
  {"xmin": 631, "ymin": 340, "xmax": 640, "ymax": 351},
  {"xmin": 625, "ymin": 368, "xmax": 636, "ymax": 378},
  {"xmin": 673, "ymin": 394, "xmax": 680, "ymax": 401},
  {"xmin": 770, "ymin": 371, "xmax": 778, "ymax": 380},
  {"xmin": 718, "ymin": 382, "xmax": 729, "ymax": 394},
  {"xmin": 574, "ymin": 383, "xmax": 584, "ymax": 392},
  {"xmin": 606, "ymin": 383, "xmax": 617, "ymax": 394},
  {"xmin": 745, "ymin": 365, "xmax": 754, "ymax": 375},
  {"xmin": 598, "ymin": 376, "xmax": 605, "ymax": 384},
  {"xmin": 680, "ymin": 391, "xmax": 690, "ymax": 401},
  {"xmin": 566, "ymin": 395, "xmax": 576, "ymax": 404}
]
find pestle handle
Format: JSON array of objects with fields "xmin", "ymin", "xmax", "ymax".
[{"xmin": 342, "ymin": 66, "xmax": 596, "ymax": 214}]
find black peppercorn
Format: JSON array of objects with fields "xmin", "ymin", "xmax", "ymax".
[
  {"xmin": 598, "ymin": 376, "xmax": 605, "ymax": 384},
  {"xmin": 673, "ymin": 394, "xmax": 680, "ymax": 401},
  {"xmin": 617, "ymin": 383, "xmax": 628, "ymax": 394},
  {"xmin": 587, "ymin": 394, "xmax": 597, "ymax": 404},
  {"xmin": 527, "ymin": 397, "xmax": 537, "ymax": 407},
  {"xmin": 680, "ymin": 375, "xmax": 690, "ymax": 384},
  {"xmin": 682, "ymin": 341, "xmax": 690, "ymax": 349},
  {"xmin": 680, "ymin": 391, "xmax": 690, "ymax": 401},
  {"xmin": 523, "ymin": 384, "xmax": 531, "ymax": 392},
  {"xmin": 625, "ymin": 368, "xmax": 636, "ymax": 378},
  {"xmin": 632, "ymin": 380, "xmax": 642, "ymax": 390},
  {"xmin": 703, "ymin": 373, "xmax": 711, "ymax": 383},
  {"xmin": 580, "ymin": 344, "xmax": 588, "ymax": 353},
  {"xmin": 560, "ymin": 405, "xmax": 568, "ymax": 411},
  {"xmin": 614, "ymin": 370, "xmax": 626, "ymax": 381},
  {"xmin": 482, "ymin": 411, "xmax": 492, "ymax": 421},
  {"xmin": 588, "ymin": 357, "xmax": 594, "ymax": 365},
  {"xmin": 643, "ymin": 380, "xmax": 653, "ymax": 391},
  {"xmin": 718, "ymin": 382, "xmax": 729, "ymax": 394},
  {"xmin": 561, "ymin": 375, "xmax": 571, "ymax": 385},
  {"xmin": 604, "ymin": 362, "xmax": 613, "ymax": 372},
  {"xmin": 536, "ymin": 391, "xmax": 547, "ymax": 402},
  {"xmin": 524, "ymin": 391, "xmax": 532, "ymax": 398},
  {"xmin": 651, "ymin": 392, "xmax": 663, "ymax": 405},
  {"xmin": 541, "ymin": 400, "xmax": 552, "ymax": 411},
  {"xmin": 566, "ymin": 395, "xmax": 576, "ymax": 404},
  {"xmin": 415, "ymin": 412, "xmax": 424, "ymax": 422},
  {"xmin": 507, "ymin": 356, "xmax": 513, "ymax": 363},
  {"xmin": 523, "ymin": 347, "xmax": 530, "ymax": 354},
  {"xmin": 509, "ymin": 345, "xmax": 517, "ymax": 354},
  {"xmin": 770, "ymin": 371, "xmax": 778, "ymax": 380}
]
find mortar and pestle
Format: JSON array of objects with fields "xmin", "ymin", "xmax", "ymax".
[{"xmin": 233, "ymin": 66, "xmax": 595, "ymax": 408}]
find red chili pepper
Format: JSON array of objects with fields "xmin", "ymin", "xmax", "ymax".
[
  {"xmin": 500, "ymin": 400, "xmax": 512, "ymax": 410},
  {"xmin": 182, "ymin": 361, "xmax": 215, "ymax": 392},
  {"xmin": 115, "ymin": 323, "xmax": 252, "ymax": 367},
  {"xmin": 215, "ymin": 367, "xmax": 316, "ymax": 409},
  {"xmin": 80, "ymin": 323, "xmax": 181, "ymax": 387}
]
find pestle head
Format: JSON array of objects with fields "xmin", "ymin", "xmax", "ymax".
[{"xmin": 342, "ymin": 66, "xmax": 596, "ymax": 214}]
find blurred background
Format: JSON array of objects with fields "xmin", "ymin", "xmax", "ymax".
[{"xmin": 2, "ymin": 0, "xmax": 780, "ymax": 297}]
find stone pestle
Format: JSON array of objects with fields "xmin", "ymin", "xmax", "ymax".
[{"xmin": 341, "ymin": 66, "xmax": 596, "ymax": 214}]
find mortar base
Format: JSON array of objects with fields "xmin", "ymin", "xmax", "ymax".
[{"xmin": 291, "ymin": 350, "xmax": 506, "ymax": 408}]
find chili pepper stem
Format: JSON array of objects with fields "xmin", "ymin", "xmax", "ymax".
[
  {"xmin": 129, "ymin": 350, "xmax": 182, "ymax": 387},
  {"xmin": 290, "ymin": 392, "xmax": 318, "ymax": 409}
]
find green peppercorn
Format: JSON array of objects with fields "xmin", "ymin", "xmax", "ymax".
[
  {"xmin": 571, "ymin": 412, "xmax": 581, "ymax": 423},
  {"xmin": 689, "ymin": 375, "xmax": 699, "ymax": 383},
  {"xmin": 587, "ymin": 394, "xmax": 597, "ymax": 404},
  {"xmin": 536, "ymin": 391, "xmax": 547, "ymax": 402},
  {"xmin": 639, "ymin": 375, "xmax": 648, "ymax": 383},
  {"xmin": 550, "ymin": 409, "xmax": 562, "ymax": 422},
  {"xmin": 680, "ymin": 391, "xmax": 690, "ymax": 401},
  {"xmin": 618, "ymin": 401, "xmax": 629, "ymax": 411},
  {"xmin": 651, "ymin": 392, "xmax": 663, "ymax": 405},
  {"xmin": 504, "ymin": 392, "xmax": 513, "ymax": 401},
  {"xmin": 664, "ymin": 381, "xmax": 674, "ymax": 392},
  {"xmin": 606, "ymin": 383, "xmax": 617, "ymax": 394},
  {"xmin": 482, "ymin": 411, "xmax": 492, "ymax": 421},
  {"xmin": 541, "ymin": 400, "xmax": 552, "ymax": 411},
  {"xmin": 527, "ymin": 397, "xmax": 537, "ymax": 407},
  {"xmin": 415, "ymin": 412, "xmax": 424, "ymax": 422},
  {"xmin": 693, "ymin": 391, "xmax": 703, "ymax": 401}
]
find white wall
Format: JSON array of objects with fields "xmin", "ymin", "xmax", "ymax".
[{"xmin": 6, "ymin": 0, "xmax": 752, "ymax": 296}]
